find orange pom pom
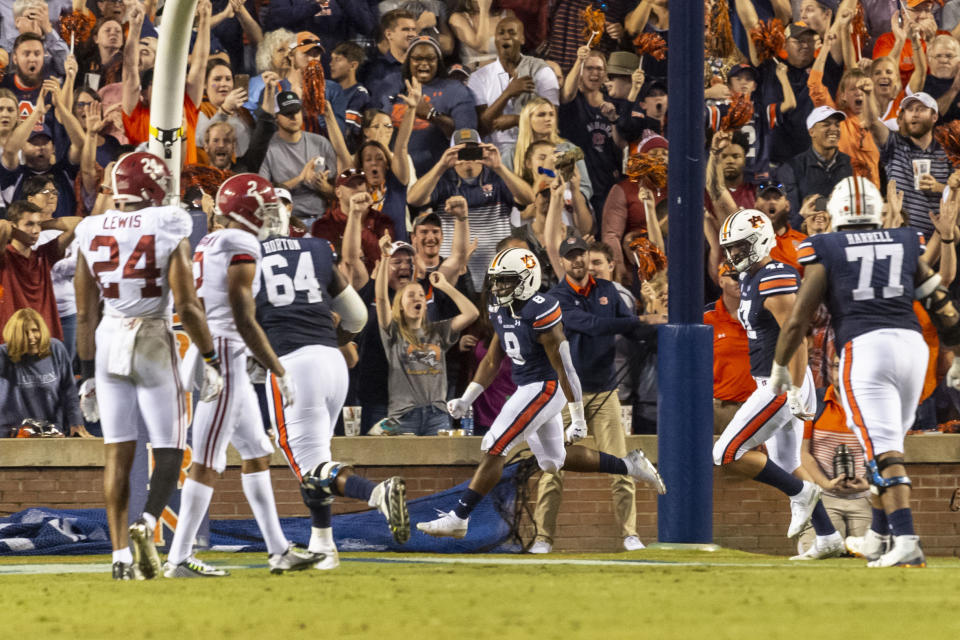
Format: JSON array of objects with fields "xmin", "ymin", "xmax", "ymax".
[
  {"xmin": 59, "ymin": 9, "xmax": 96, "ymax": 44},
  {"xmin": 181, "ymin": 165, "xmax": 232, "ymax": 199},
  {"xmin": 628, "ymin": 236, "xmax": 668, "ymax": 282},
  {"xmin": 633, "ymin": 33, "xmax": 667, "ymax": 61},
  {"xmin": 626, "ymin": 154, "xmax": 667, "ymax": 191},
  {"xmin": 719, "ymin": 92, "xmax": 754, "ymax": 131},
  {"xmin": 935, "ymin": 121, "xmax": 960, "ymax": 169},
  {"xmin": 302, "ymin": 60, "xmax": 327, "ymax": 118},
  {"xmin": 749, "ymin": 19, "xmax": 785, "ymax": 64},
  {"xmin": 581, "ymin": 5, "xmax": 607, "ymax": 47}
]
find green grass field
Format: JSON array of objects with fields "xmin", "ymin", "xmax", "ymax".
[{"xmin": 3, "ymin": 550, "xmax": 960, "ymax": 639}]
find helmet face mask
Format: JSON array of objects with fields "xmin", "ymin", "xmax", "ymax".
[
  {"xmin": 490, "ymin": 273, "xmax": 522, "ymax": 305},
  {"xmin": 719, "ymin": 209, "xmax": 775, "ymax": 273}
]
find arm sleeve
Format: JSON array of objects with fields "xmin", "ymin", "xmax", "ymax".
[
  {"xmin": 535, "ymin": 66, "xmax": 560, "ymax": 106},
  {"xmin": 237, "ymin": 109, "xmax": 278, "ymax": 174},
  {"xmin": 806, "ymin": 69, "xmax": 835, "ymax": 109},
  {"xmin": 558, "ymin": 301, "xmax": 640, "ymax": 336}
]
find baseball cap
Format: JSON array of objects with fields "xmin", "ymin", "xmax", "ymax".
[
  {"xmin": 335, "ymin": 168, "xmax": 366, "ymax": 188},
  {"xmin": 451, "ymin": 128, "xmax": 481, "ymax": 146},
  {"xmin": 390, "ymin": 241, "xmax": 416, "ymax": 256},
  {"xmin": 559, "ymin": 233, "xmax": 588, "ymax": 258},
  {"xmin": 27, "ymin": 124, "xmax": 53, "ymax": 143},
  {"xmin": 757, "ymin": 180, "xmax": 786, "ymax": 197},
  {"xmin": 639, "ymin": 79, "xmax": 668, "ymax": 100},
  {"xmin": 907, "ymin": 0, "xmax": 934, "ymax": 7},
  {"xmin": 276, "ymin": 91, "xmax": 302, "ymax": 115},
  {"xmin": 448, "ymin": 64, "xmax": 470, "ymax": 80},
  {"xmin": 785, "ymin": 21, "xmax": 816, "ymax": 39},
  {"xmin": 607, "ymin": 51, "xmax": 640, "ymax": 77},
  {"xmin": 274, "ymin": 187, "xmax": 292, "ymax": 202},
  {"xmin": 639, "ymin": 134, "xmax": 668, "ymax": 154},
  {"xmin": 806, "ymin": 105, "xmax": 846, "ymax": 130},
  {"xmin": 290, "ymin": 32, "xmax": 324, "ymax": 54},
  {"xmin": 412, "ymin": 211, "xmax": 442, "ymax": 230},
  {"xmin": 727, "ymin": 63, "xmax": 757, "ymax": 81},
  {"xmin": 899, "ymin": 91, "xmax": 939, "ymax": 115}
]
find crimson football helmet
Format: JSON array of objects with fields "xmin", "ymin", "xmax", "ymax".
[
  {"xmin": 111, "ymin": 151, "xmax": 173, "ymax": 206},
  {"xmin": 216, "ymin": 173, "xmax": 289, "ymax": 240}
]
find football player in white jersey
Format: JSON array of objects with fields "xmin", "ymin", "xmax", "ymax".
[
  {"xmin": 74, "ymin": 152, "xmax": 224, "ymax": 580},
  {"xmin": 163, "ymin": 174, "xmax": 317, "ymax": 577}
]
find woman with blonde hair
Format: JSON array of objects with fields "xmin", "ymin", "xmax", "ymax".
[
  {"xmin": 375, "ymin": 216, "xmax": 479, "ymax": 436},
  {"xmin": 503, "ymin": 97, "xmax": 592, "ymax": 204},
  {"xmin": 0, "ymin": 309, "xmax": 90, "ymax": 437},
  {"xmin": 242, "ymin": 28, "xmax": 296, "ymax": 112}
]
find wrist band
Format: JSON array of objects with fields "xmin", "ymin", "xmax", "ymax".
[
  {"xmin": 943, "ymin": 237, "xmax": 956, "ymax": 244},
  {"xmin": 202, "ymin": 350, "xmax": 220, "ymax": 365}
]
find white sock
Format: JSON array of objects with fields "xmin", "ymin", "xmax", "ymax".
[
  {"xmin": 241, "ymin": 469, "xmax": 288, "ymax": 556},
  {"xmin": 141, "ymin": 512, "xmax": 157, "ymax": 531},
  {"xmin": 167, "ymin": 478, "xmax": 214, "ymax": 565},
  {"xmin": 113, "ymin": 548, "xmax": 133, "ymax": 564},
  {"xmin": 309, "ymin": 527, "xmax": 335, "ymax": 553}
]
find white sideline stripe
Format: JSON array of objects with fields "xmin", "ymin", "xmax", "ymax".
[{"xmin": 1, "ymin": 556, "xmax": 957, "ymax": 575}]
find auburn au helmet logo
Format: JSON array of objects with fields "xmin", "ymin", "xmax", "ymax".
[
  {"xmin": 748, "ymin": 215, "xmax": 764, "ymax": 228},
  {"xmin": 521, "ymin": 254, "xmax": 536, "ymax": 269}
]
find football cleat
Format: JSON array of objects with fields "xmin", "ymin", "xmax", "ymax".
[
  {"xmin": 310, "ymin": 545, "xmax": 340, "ymax": 570},
  {"xmin": 269, "ymin": 545, "xmax": 321, "ymax": 574},
  {"xmin": 624, "ymin": 449, "xmax": 667, "ymax": 494},
  {"xmin": 845, "ymin": 530, "xmax": 890, "ymax": 561},
  {"xmin": 129, "ymin": 518, "xmax": 162, "ymax": 579},
  {"xmin": 787, "ymin": 482, "xmax": 822, "ymax": 538},
  {"xmin": 790, "ymin": 532, "xmax": 844, "ymax": 560},
  {"xmin": 416, "ymin": 509, "xmax": 469, "ymax": 539},
  {"xmin": 112, "ymin": 561, "xmax": 142, "ymax": 581},
  {"xmin": 369, "ymin": 477, "xmax": 410, "ymax": 544},
  {"xmin": 162, "ymin": 556, "xmax": 230, "ymax": 578},
  {"xmin": 528, "ymin": 540, "xmax": 552, "ymax": 554},
  {"xmin": 623, "ymin": 535, "xmax": 646, "ymax": 551},
  {"xmin": 867, "ymin": 535, "xmax": 926, "ymax": 568}
]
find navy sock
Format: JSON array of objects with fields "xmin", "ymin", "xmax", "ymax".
[
  {"xmin": 870, "ymin": 507, "xmax": 889, "ymax": 535},
  {"xmin": 752, "ymin": 459, "xmax": 804, "ymax": 497},
  {"xmin": 887, "ymin": 508, "xmax": 915, "ymax": 536},
  {"xmin": 453, "ymin": 489, "xmax": 484, "ymax": 519},
  {"xmin": 310, "ymin": 504, "xmax": 331, "ymax": 529},
  {"xmin": 810, "ymin": 501, "xmax": 836, "ymax": 536},
  {"xmin": 343, "ymin": 475, "xmax": 375, "ymax": 502},
  {"xmin": 597, "ymin": 452, "xmax": 629, "ymax": 475}
]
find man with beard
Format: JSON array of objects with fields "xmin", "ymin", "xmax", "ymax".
[
  {"xmin": 866, "ymin": 91, "xmax": 950, "ymax": 238},
  {"xmin": 200, "ymin": 72, "xmax": 279, "ymax": 174},
  {"xmin": 1, "ymin": 34, "xmax": 56, "ymax": 118},
  {"xmin": 258, "ymin": 90, "xmax": 337, "ymax": 226},
  {"xmin": 752, "ymin": 181, "xmax": 807, "ymax": 272},
  {"xmin": 0, "ymin": 1, "xmax": 70, "ymax": 75},
  {"xmin": 777, "ymin": 106, "xmax": 853, "ymax": 228},
  {"xmin": 706, "ymin": 130, "xmax": 757, "ymax": 216},
  {"xmin": 467, "ymin": 17, "xmax": 559, "ymax": 150}
]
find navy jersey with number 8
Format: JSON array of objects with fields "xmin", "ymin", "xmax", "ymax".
[
  {"xmin": 255, "ymin": 235, "xmax": 339, "ymax": 356},
  {"xmin": 492, "ymin": 293, "xmax": 563, "ymax": 385}
]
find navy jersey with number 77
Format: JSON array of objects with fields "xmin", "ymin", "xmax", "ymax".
[
  {"xmin": 492, "ymin": 293, "xmax": 563, "ymax": 386},
  {"xmin": 255, "ymin": 235, "xmax": 339, "ymax": 356},
  {"xmin": 797, "ymin": 228, "xmax": 923, "ymax": 349}
]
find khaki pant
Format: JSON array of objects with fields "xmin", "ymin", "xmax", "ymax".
[
  {"xmin": 713, "ymin": 398, "xmax": 743, "ymax": 435},
  {"xmin": 797, "ymin": 492, "xmax": 872, "ymax": 553},
  {"xmin": 532, "ymin": 391, "xmax": 637, "ymax": 544}
]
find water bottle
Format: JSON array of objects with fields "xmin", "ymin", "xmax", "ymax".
[{"xmin": 461, "ymin": 407, "xmax": 475, "ymax": 436}]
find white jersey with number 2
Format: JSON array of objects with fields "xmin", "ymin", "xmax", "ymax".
[{"xmin": 192, "ymin": 228, "xmax": 262, "ymax": 342}]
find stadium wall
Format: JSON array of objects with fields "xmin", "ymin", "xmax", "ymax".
[{"xmin": 2, "ymin": 436, "xmax": 959, "ymax": 556}]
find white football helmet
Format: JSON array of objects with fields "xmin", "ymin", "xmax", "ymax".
[
  {"xmin": 487, "ymin": 247, "xmax": 542, "ymax": 310},
  {"xmin": 719, "ymin": 209, "xmax": 775, "ymax": 273},
  {"xmin": 827, "ymin": 176, "xmax": 883, "ymax": 230}
]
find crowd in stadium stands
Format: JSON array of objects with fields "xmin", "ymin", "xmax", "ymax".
[{"xmin": 4, "ymin": 0, "xmax": 960, "ymax": 538}]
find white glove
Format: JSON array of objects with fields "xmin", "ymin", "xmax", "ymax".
[
  {"xmin": 768, "ymin": 361, "xmax": 793, "ymax": 396},
  {"xmin": 200, "ymin": 363, "xmax": 224, "ymax": 402},
  {"xmin": 447, "ymin": 396, "xmax": 471, "ymax": 419},
  {"xmin": 246, "ymin": 357, "xmax": 267, "ymax": 384},
  {"xmin": 276, "ymin": 371, "xmax": 296, "ymax": 407},
  {"xmin": 448, "ymin": 382, "xmax": 484, "ymax": 419},
  {"xmin": 565, "ymin": 401, "xmax": 587, "ymax": 444},
  {"xmin": 78, "ymin": 378, "xmax": 99, "ymax": 422},
  {"xmin": 947, "ymin": 358, "xmax": 960, "ymax": 390},
  {"xmin": 786, "ymin": 386, "xmax": 814, "ymax": 421}
]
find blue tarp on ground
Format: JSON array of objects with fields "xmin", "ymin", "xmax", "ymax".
[{"xmin": 0, "ymin": 462, "xmax": 526, "ymax": 556}]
